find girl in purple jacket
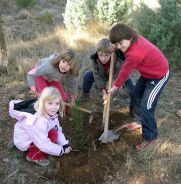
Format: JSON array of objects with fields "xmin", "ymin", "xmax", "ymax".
[{"xmin": 9, "ymin": 87, "xmax": 71, "ymax": 166}]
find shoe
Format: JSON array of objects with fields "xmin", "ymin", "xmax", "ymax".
[
  {"xmin": 26, "ymin": 156, "xmax": 50, "ymax": 166},
  {"xmin": 136, "ymin": 139, "xmax": 158, "ymax": 151},
  {"xmin": 126, "ymin": 122, "xmax": 141, "ymax": 131}
]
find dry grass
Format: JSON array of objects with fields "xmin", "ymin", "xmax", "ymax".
[{"xmin": 0, "ymin": 1, "xmax": 180, "ymax": 183}]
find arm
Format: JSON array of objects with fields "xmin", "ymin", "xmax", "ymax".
[
  {"xmin": 113, "ymin": 55, "xmax": 137, "ymax": 88},
  {"xmin": 56, "ymin": 119, "xmax": 69, "ymax": 146},
  {"xmin": 28, "ymin": 118, "xmax": 65, "ymax": 156}
]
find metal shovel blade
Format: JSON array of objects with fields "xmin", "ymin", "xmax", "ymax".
[{"xmin": 98, "ymin": 130, "xmax": 120, "ymax": 143}]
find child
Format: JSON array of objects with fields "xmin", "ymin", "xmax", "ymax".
[
  {"xmin": 109, "ymin": 23, "xmax": 169, "ymax": 150},
  {"xmin": 9, "ymin": 87, "xmax": 71, "ymax": 166},
  {"xmin": 81, "ymin": 38, "xmax": 134, "ymax": 107},
  {"xmin": 27, "ymin": 48, "xmax": 79, "ymax": 104}
]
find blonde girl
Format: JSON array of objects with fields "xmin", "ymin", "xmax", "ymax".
[
  {"xmin": 9, "ymin": 87, "xmax": 71, "ymax": 167},
  {"xmin": 27, "ymin": 48, "xmax": 79, "ymax": 104}
]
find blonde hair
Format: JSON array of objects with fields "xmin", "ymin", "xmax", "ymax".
[
  {"xmin": 52, "ymin": 48, "xmax": 79, "ymax": 76},
  {"xmin": 34, "ymin": 87, "xmax": 64, "ymax": 117},
  {"xmin": 96, "ymin": 38, "xmax": 112, "ymax": 53}
]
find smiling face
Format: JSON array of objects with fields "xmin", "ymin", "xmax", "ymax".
[
  {"xmin": 44, "ymin": 98, "xmax": 60, "ymax": 116},
  {"xmin": 97, "ymin": 51, "xmax": 111, "ymax": 64},
  {"xmin": 116, "ymin": 39, "xmax": 132, "ymax": 52},
  {"xmin": 59, "ymin": 59, "xmax": 71, "ymax": 73}
]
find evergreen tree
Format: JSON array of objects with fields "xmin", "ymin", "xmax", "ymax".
[{"xmin": 137, "ymin": 0, "xmax": 181, "ymax": 69}]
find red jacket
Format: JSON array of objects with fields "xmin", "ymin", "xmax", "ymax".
[{"xmin": 114, "ymin": 35, "xmax": 169, "ymax": 87}]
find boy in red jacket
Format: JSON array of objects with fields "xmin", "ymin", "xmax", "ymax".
[{"xmin": 109, "ymin": 23, "xmax": 169, "ymax": 150}]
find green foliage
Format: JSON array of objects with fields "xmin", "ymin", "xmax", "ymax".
[
  {"xmin": 63, "ymin": 0, "xmax": 90, "ymax": 31},
  {"xmin": 71, "ymin": 104, "xmax": 87, "ymax": 149},
  {"xmin": 38, "ymin": 11, "xmax": 53, "ymax": 25},
  {"xmin": 95, "ymin": 0, "xmax": 133, "ymax": 24},
  {"xmin": 15, "ymin": 0, "xmax": 37, "ymax": 9},
  {"xmin": 136, "ymin": 0, "xmax": 181, "ymax": 70}
]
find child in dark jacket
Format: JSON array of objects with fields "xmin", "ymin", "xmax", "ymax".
[
  {"xmin": 82, "ymin": 38, "xmax": 135, "ymax": 109},
  {"xmin": 109, "ymin": 23, "xmax": 169, "ymax": 150}
]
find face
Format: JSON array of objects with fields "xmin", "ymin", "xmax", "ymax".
[
  {"xmin": 44, "ymin": 98, "xmax": 60, "ymax": 116},
  {"xmin": 97, "ymin": 51, "xmax": 111, "ymax": 64},
  {"xmin": 59, "ymin": 59, "xmax": 71, "ymax": 73},
  {"xmin": 116, "ymin": 39, "xmax": 132, "ymax": 52}
]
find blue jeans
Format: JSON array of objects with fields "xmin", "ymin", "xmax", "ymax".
[
  {"xmin": 131, "ymin": 71, "xmax": 169, "ymax": 140},
  {"xmin": 82, "ymin": 71, "xmax": 95, "ymax": 93},
  {"xmin": 82, "ymin": 70, "xmax": 135, "ymax": 109}
]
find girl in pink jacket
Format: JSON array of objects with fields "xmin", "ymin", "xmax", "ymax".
[{"xmin": 9, "ymin": 87, "xmax": 71, "ymax": 166}]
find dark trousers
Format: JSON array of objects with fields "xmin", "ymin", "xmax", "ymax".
[
  {"xmin": 131, "ymin": 71, "xmax": 169, "ymax": 140},
  {"xmin": 82, "ymin": 70, "xmax": 135, "ymax": 109}
]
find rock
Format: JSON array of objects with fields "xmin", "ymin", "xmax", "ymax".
[{"xmin": 176, "ymin": 110, "xmax": 181, "ymax": 117}]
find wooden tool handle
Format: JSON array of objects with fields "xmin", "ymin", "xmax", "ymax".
[
  {"xmin": 64, "ymin": 102, "xmax": 92, "ymax": 114},
  {"xmin": 103, "ymin": 52, "xmax": 115, "ymax": 139}
]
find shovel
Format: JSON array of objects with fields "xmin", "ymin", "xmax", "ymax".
[{"xmin": 99, "ymin": 52, "xmax": 119, "ymax": 143}]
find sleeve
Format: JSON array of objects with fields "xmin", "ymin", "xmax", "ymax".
[
  {"xmin": 56, "ymin": 122, "xmax": 69, "ymax": 146},
  {"xmin": 27, "ymin": 60, "xmax": 53, "ymax": 88},
  {"xmin": 92, "ymin": 61, "xmax": 107, "ymax": 90},
  {"xmin": 113, "ymin": 54, "xmax": 137, "ymax": 88},
  {"xmin": 28, "ymin": 119, "xmax": 64, "ymax": 156}
]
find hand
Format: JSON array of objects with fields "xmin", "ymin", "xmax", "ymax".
[
  {"xmin": 103, "ymin": 93, "xmax": 108, "ymax": 105},
  {"xmin": 102, "ymin": 89, "xmax": 108, "ymax": 105},
  {"xmin": 108, "ymin": 85, "xmax": 118, "ymax": 95},
  {"xmin": 64, "ymin": 146, "xmax": 72, "ymax": 154}
]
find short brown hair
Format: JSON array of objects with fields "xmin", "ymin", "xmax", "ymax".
[
  {"xmin": 109, "ymin": 23, "xmax": 138, "ymax": 44},
  {"xmin": 96, "ymin": 38, "xmax": 112, "ymax": 53},
  {"xmin": 52, "ymin": 48, "xmax": 79, "ymax": 76}
]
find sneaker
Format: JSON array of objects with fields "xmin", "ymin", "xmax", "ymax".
[
  {"xmin": 126, "ymin": 122, "xmax": 141, "ymax": 131},
  {"xmin": 26, "ymin": 156, "xmax": 50, "ymax": 166},
  {"xmin": 136, "ymin": 139, "xmax": 158, "ymax": 151}
]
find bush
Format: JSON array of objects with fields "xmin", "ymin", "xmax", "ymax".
[
  {"xmin": 136, "ymin": 0, "xmax": 181, "ymax": 69},
  {"xmin": 63, "ymin": 0, "xmax": 93, "ymax": 31},
  {"xmin": 95, "ymin": 0, "xmax": 133, "ymax": 24},
  {"xmin": 15, "ymin": 0, "xmax": 37, "ymax": 9},
  {"xmin": 38, "ymin": 11, "xmax": 53, "ymax": 25},
  {"xmin": 71, "ymin": 104, "xmax": 87, "ymax": 149}
]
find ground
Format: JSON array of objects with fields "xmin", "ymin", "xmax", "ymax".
[
  {"xmin": 0, "ymin": 70, "xmax": 140, "ymax": 184},
  {"xmin": 0, "ymin": 1, "xmax": 181, "ymax": 183},
  {"xmin": 0, "ymin": 69, "xmax": 181, "ymax": 184}
]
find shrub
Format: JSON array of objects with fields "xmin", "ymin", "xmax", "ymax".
[
  {"xmin": 15, "ymin": 0, "xmax": 37, "ymax": 9},
  {"xmin": 95, "ymin": 0, "xmax": 133, "ymax": 24},
  {"xmin": 136, "ymin": 0, "xmax": 181, "ymax": 69},
  {"xmin": 63, "ymin": 0, "xmax": 90, "ymax": 31},
  {"xmin": 38, "ymin": 11, "xmax": 53, "ymax": 25},
  {"xmin": 70, "ymin": 104, "xmax": 87, "ymax": 149}
]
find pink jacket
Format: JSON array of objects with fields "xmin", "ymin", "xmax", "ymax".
[{"xmin": 9, "ymin": 100, "xmax": 68, "ymax": 156}]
